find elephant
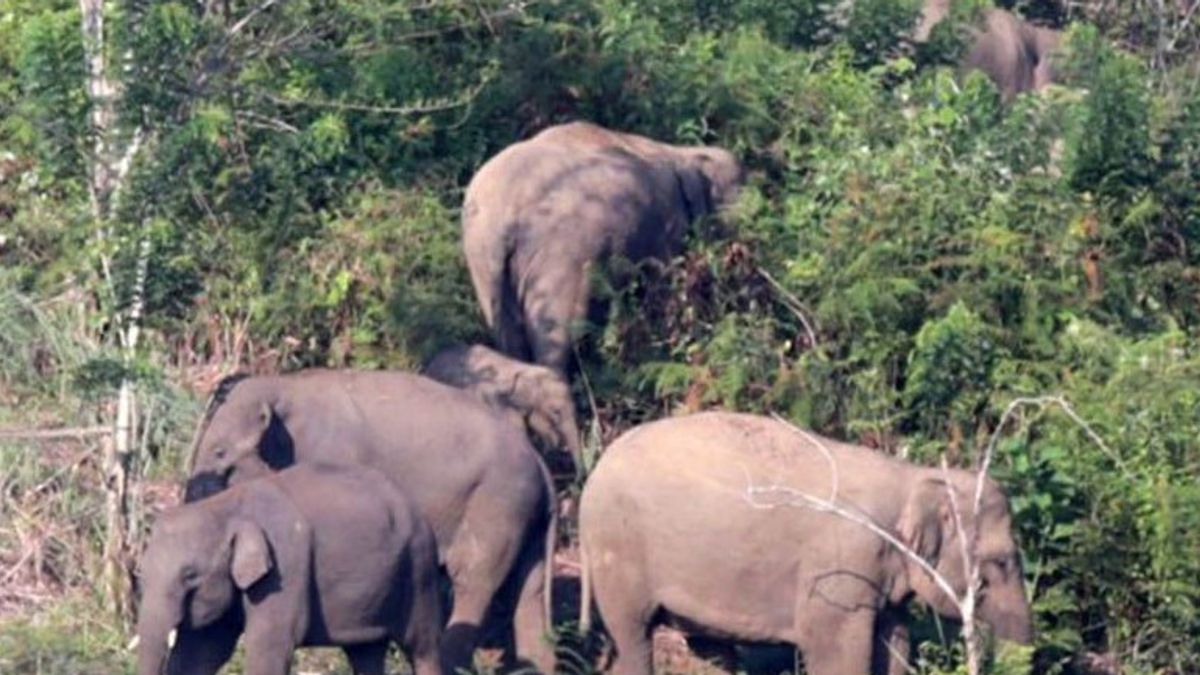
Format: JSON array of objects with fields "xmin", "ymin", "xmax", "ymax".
[
  {"xmin": 915, "ymin": 0, "xmax": 1062, "ymax": 101},
  {"xmin": 184, "ymin": 369, "xmax": 557, "ymax": 674},
  {"xmin": 577, "ymin": 412, "xmax": 1033, "ymax": 675},
  {"xmin": 462, "ymin": 121, "xmax": 744, "ymax": 374},
  {"xmin": 135, "ymin": 462, "xmax": 443, "ymax": 675},
  {"xmin": 423, "ymin": 343, "xmax": 583, "ymax": 478}
]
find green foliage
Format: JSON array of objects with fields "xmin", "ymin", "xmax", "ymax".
[
  {"xmin": 14, "ymin": 4, "xmax": 87, "ymax": 187},
  {"xmin": 904, "ymin": 302, "xmax": 1000, "ymax": 438},
  {"xmin": 1063, "ymin": 24, "xmax": 1154, "ymax": 202}
]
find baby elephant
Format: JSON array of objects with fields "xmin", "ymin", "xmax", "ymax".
[
  {"xmin": 423, "ymin": 343, "xmax": 582, "ymax": 477},
  {"xmin": 135, "ymin": 463, "xmax": 443, "ymax": 675},
  {"xmin": 579, "ymin": 412, "xmax": 1032, "ymax": 675}
]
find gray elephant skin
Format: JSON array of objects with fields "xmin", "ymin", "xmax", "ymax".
[
  {"xmin": 136, "ymin": 463, "xmax": 443, "ymax": 675},
  {"xmin": 423, "ymin": 343, "xmax": 582, "ymax": 477},
  {"xmin": 916, "ymin": 0, "xmax": 1061, "ymax": 100},
  {"xmin": 578, "ymin": 412, "xmax": 1032, "ymax": 675},
  {"xmin": 463, "ymin": 121, "xmax": 744, "ymax": 373},
  {"xmin": 184, "ymin": 369, "xmax": 557, "ymax": 673}
]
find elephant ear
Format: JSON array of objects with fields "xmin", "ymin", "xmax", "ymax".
[
  {"xmin": 897, "ymin": 478, "xmax": 953, "ymax": 563},
  {"xmin": 229, "ymin": 519, "xmax": 273, "ymax": 590},
  {"xmin": 675, "ymin": 164, "xmax": 712, "ymax": 222}
]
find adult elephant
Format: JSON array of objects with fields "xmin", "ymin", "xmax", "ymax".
[
  {"xmin": 184, "ymin": 370, "xmax": 557, "ymax": 674},
  {"xmin": 578, "ymin": 412, "xmax": 1032, "ymax": 675},
  {"xmin": 916, "ymin": 0, "xmax": 1061, "ymax": 100},
  {"xmin": 462, "ymin": 121, "xmax": 744, "ymax": 373}
]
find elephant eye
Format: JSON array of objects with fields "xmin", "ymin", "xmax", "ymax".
[
  {"xmin": 988, "ymin": 556, "xmax": 1013, "ymax": 578},
  {"xmin": 214, "ymin": 447, "xmax": 227, "ymax": 460},
  {"xmin": 180, "ymin": 566, "xmax": 200, "ymax": 584}
]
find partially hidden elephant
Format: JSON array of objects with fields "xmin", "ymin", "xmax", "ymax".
[
  {"xmin": 916, "ymin": 0, "xmax": 1061, "ymax": 100},
  {"xmin": 136, "ymin": 463, "xmax": 443, "ymax": 675},
  {"xmin": 184, "ymin": 370, "xmax": 557, "ymax": 673},
  {"xmin": 462, "ymin": 121, "xmax": 744, "ymax": 373},
  {"xmin": 578, "ymin": 412, "xmax": 1033, "ymax": 675},
  {"xmin": 423, "ymin": 343, "xmax": 583, "ymax": 478}
]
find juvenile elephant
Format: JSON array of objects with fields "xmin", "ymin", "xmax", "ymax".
[
  {"xmin": 184, "ymin": 370, "xmax": 557, "ymax": 674},
  {"xmin": 463, "ymin": 121, "xmax": 744, "ymax": 373},
  {"xmin": 916, "ymin": 0, "xmax": 1061, "ymax": 100},
  {"xmin": 423, "ymin": 343, "xmax": 582, "ymax": 477},
  {"xmin": 136, "ymin": 463, "xmax": 443, "ymax": 675},
  {"xmin": 578, "ymin": 412, "xmax": 1032, "ymax": 675}
]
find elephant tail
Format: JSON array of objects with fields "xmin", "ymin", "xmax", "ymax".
[
  {"xmin": 537, "ymin": 454, "xmax": 558, "ymax": 635},
  {"xmin": 463, "ymin": 211, "xmax": 532, "ymax": 360},
  {"xmin": 578, "ymin": 537, "xmax": 592, "ymax": 636}
]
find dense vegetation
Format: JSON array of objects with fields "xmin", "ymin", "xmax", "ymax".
[{"xmin": 2, "ymin": 0, "xmax": 1199, "ymax": 673}]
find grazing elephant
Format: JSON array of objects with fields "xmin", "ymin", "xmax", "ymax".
[
  {"xmin": 184, "ymin": 370, "xmax": 557, "ymax": 674},
  {"xmin": 463, "ymin": 121, "xmax": 744, "ymax": 373},
  {"xmin": 423, "ymin": 343, "xmax": 583, "ymax": 477},
  {"xmin": 578, "ymin": 412, "xmax": 1032, "ymax": 675},
  {"xmin": 136, "ymin": 463, "xmax": 443, "ymax": 675},
  {"xmin": 916, "ymin": 0, "xmax": 1061, "ymax": 100}
]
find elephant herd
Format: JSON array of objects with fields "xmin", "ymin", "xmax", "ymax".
[{"xmin": 135, "ymin": 5, "xmax": 1057, "ymax": 673}]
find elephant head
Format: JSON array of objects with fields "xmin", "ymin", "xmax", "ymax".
[
  {"xmin": 896, "ymin": 472, "xmax": 1033, "ymax": 644},
  {"xmin": 673, "ymin": 146, "xmax": 744, "ymax": 219},
  {"xmin": 423, "ymin": 344, "xmax": 584, "ymax": 474},
  {"xmin": 185, "ymin": 375, "xmax": 282, "ymax": 502},
  {"xmin": 511, "ymin": 368, "xmax": 583, "ymax": 474},
  {"xmin": 136, "ymin": 501, "xmax": 272, "ymax": 675}
]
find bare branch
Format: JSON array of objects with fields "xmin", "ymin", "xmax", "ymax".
[
  {"xmin": 0, "ymin": 426, "xmax": 112, "ymax": 440},
  {"xmin": 977, "ymin": 395, "xmax": 1131, "ymax": 507},
  {"xmin": 757, "ymin": 266, "xmax": 819, "ymax": 350},
  {"xmin": 259, "ymin": 84, "xmax": 485, "ymax": 117},
  {"xmin": 769, "ymin": 412, "xmax": 840, "ymax": 502},
  {"xmin": 941, "ymin": 456, "xmax": 982, "ymax": 675},
  {"xmin": 229, "ymin": 0, "xmax": 281, "ymax": 36},
  {"xmin": 235, "ymin": 110, "xmax": 300, "ymax": 134},
  {"xmin": 742, "ymin": 482, "xmax": 964, "ymax": 608},
  {"xmin": 1052, "ymin": 396, "xmax": 1131, "ymax": 477}
]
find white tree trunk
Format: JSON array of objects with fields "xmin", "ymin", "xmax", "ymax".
[{"xmin": 80, "ymin": 0, "xmax": 145, "ymax": 618}]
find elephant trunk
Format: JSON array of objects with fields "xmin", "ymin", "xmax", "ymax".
[
  {"xmin": 136, "ymin": 591, "xmax": 184, "ymax": 675},
  {"xmin": 136, "ymin": 633, "xmax": 170, "ymax": 675},
  {"xmin": 564, "ymin": 420, "xmax": 585, "ymax": 479},
  {"xmin": 979, "ymin": 584, "xmax": 1034, "ymax": 644}
]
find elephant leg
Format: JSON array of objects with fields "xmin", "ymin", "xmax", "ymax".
[
  {"xmin": 242, "ymin": 617, "xmax": 296, "ymax": 675},
  {"xmin": 603, "ymin": 612, "xmax": 653, "ymax": 675},
  {"xmin": 795, "ymin": 610, "xmax": 875, "ymax": 675},
  {"xmin": 167, "ymin": 615, "xmax": 240, "ymax": 675},
  {"xmin": 401, "ymin": 563, "xmax": 446, "ymax": 675},
  {"xmin": 872, "ymin": 607, "xmax": 912, "ymax": 675},
  {"xmin": 590, "ymin": 562, "xmax": 655, "ymax": 675},
  {"xmin": 511, "ymin": 539, "xmax": 556, "ymax": 673},
  {"xmin": 408, "ymin": 644, "xmax": 444, "ymax": 675},
  {"xmin": 442, "ymin": 521, "xmax": 525, "ymax": 673},
  {"xmin": 343, "ymin": 642, "xmax": 388, "ymax": 675},
  {"xmin": 522, "ymin": 261, "xmax": 592, "ymax": 374}
]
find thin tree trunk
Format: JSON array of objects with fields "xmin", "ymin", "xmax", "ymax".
[{"xmin": 79, "ymin": 0, "xmax": 144, "ymax": 619}]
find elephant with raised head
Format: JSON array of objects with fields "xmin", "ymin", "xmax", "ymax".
[
  {"xmin": 423, "ymin": 343, "xmax": 583, "ymax": 478},
  {"xmin": 136, "ymin": 463, "xmax": 443, "ymax": 675},
  {"xmin": 184, "ymin": 370, "xmax": 557, "ymax": 674},
  {"xmin": 463, "ymin": 121, "xmax": 744, "ymax": 374},
  {"xmin": 578, "ymin": 412, "xmax": 1032, "ymax": 675},
  {"xmin": 916, "ymin": 0, "xmax": 1062, "ymax": 100}
]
